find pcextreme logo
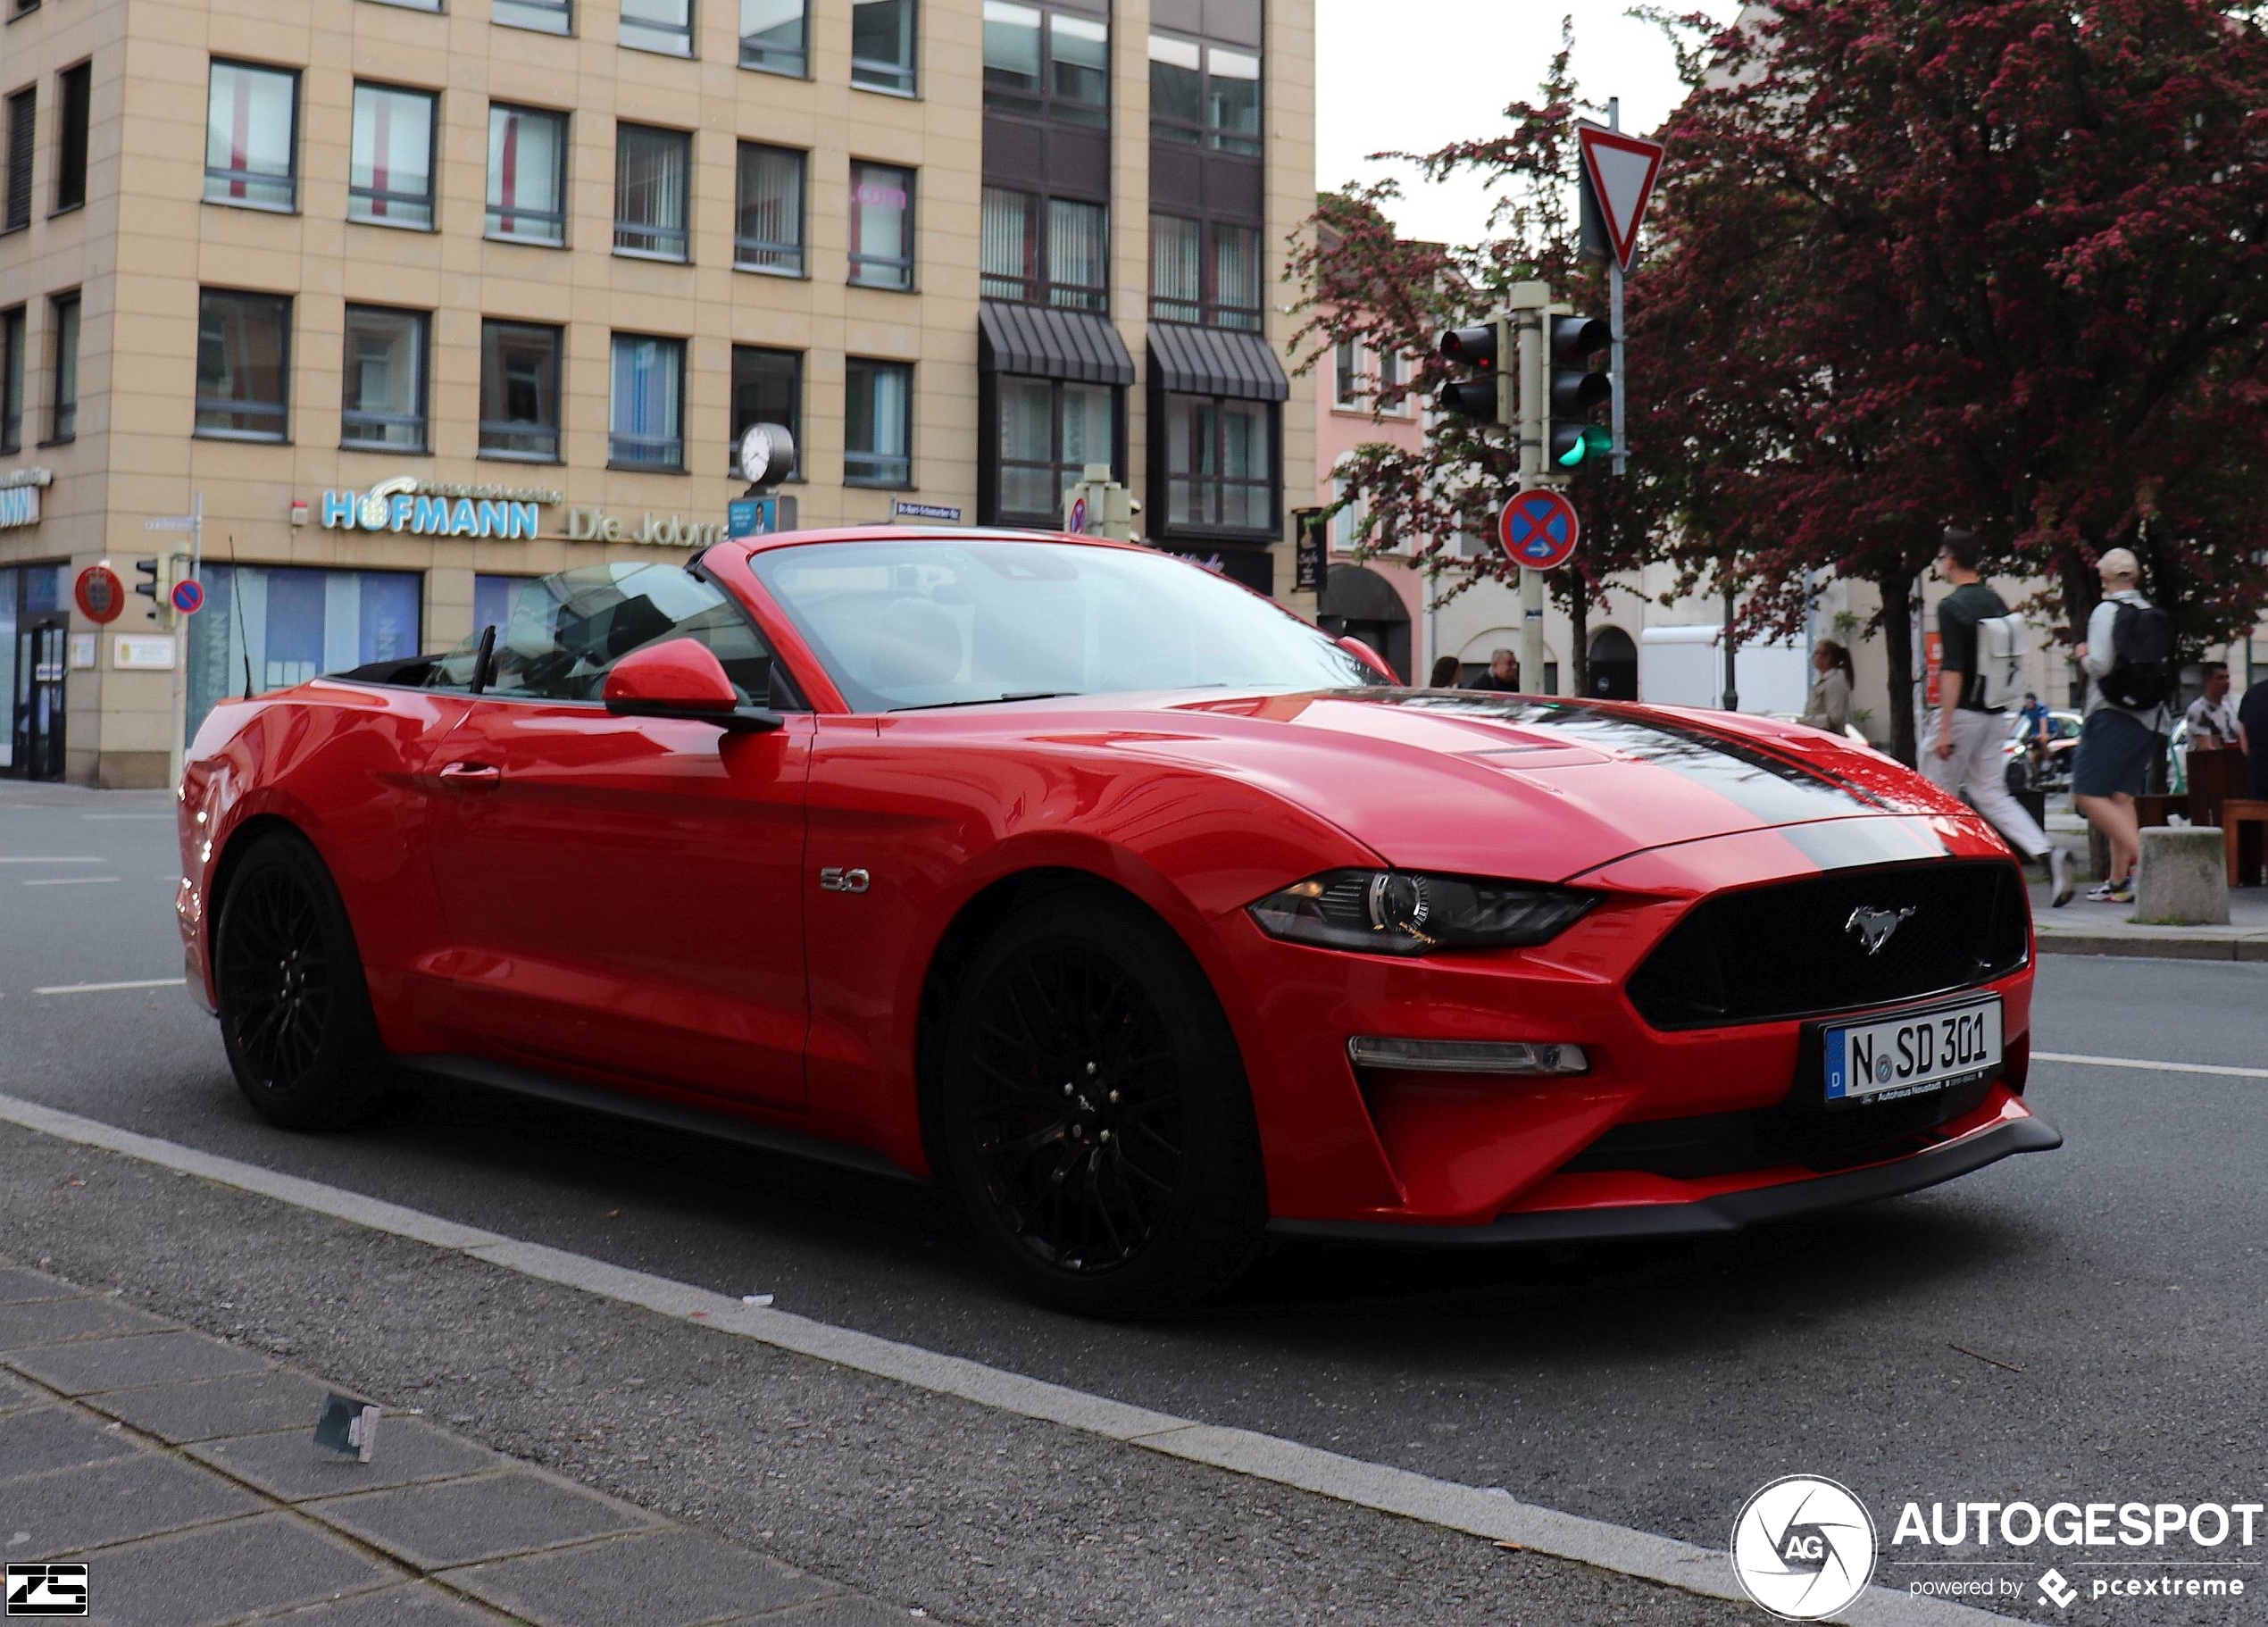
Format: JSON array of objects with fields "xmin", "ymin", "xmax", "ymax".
[{"xmin": 1730, "ymin": 1475, "xmax": 1878, "ymax": 1620}]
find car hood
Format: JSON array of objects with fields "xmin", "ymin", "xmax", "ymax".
[{"xmin": 1065, "ymin": 689, "xmax": 1971, "ymax": 882}]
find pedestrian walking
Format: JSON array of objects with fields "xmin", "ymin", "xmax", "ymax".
[
  {"xmin": 1428, "ymin": 655, "xmax": 1461, "ymax": 688},
  {"xmin": 1801, "ymin": 639, "xmax": 1854, "ymax": 734},
  {"xmin": 2239, "ymin": 672, "xmax": 2268, "ymax": 801},
  {"xmin": 1924, "ymin": 529, "xmax": 2073, "ymax": 905},
  {"xmin": 1464, "ymin": 648, "xmax": 1521, "ymax": 692},
  {"xmin": 2072, "ymin": 547, "xmax": 2176, "ymax": 905}
]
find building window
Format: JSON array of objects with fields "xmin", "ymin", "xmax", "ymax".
[
  {"xmin": 187, "ymin": 567, "xmax": 421, "ymax": 746},
  {"xmin": 845, "ymin": 357, "xmax": 911, "ymax": 487},
  {"xmin": 204, "ymin": 62, "xmax": 299, "ymax": 211},
  {"xmin": 1149, "ymin": 215, "xmax": 1262, "ymax": 331},
  {"xmin": 622, "ymin": 0, "xmax": 693, "ymax": 56},
  {"xmin": 730, "ymin": 346, "xmax": 800, "ymax": 475},
  {"xmin": 493, "ymin": 0, "xmax": 571, "ymax": 34},
  {"xmin": 734, "ymin": 143, "xmax": 805, "ymax": 274},
  {"xmin": 487, "ymin": 104, "xmax": 567, "ymax": 246},
  {"xmin": 982, "ymin": 2, "xmax": 1107, "ymax": 127},
  {"xmin": 0, "ymin": 307, "xmax": 22, "ymax": 453},
  {"xmin": 850, "ymin": 0, "xmax": 916, "ymax": 95},
  {"xmin": 4, "ymin": 87, "xmax": 35, "ymax": 234},
  {"xmin": 349, "ymin": 83, "xmax": 437, "ymax": 229},
  {"xmin": 996, "ymin": 379, "xmax": 1111, "ymax": 524},
  {"xmin": 615, "ymin": 123, "xmax": 690, "ymax": 260},
  {"xmin": 479, "ymin": 320, "xmax": 562, "ymax": 461},
  {"xmin": 847, "ymin": 161, "xmax": 913, "ymax": 289},
  {"xmin": 739, "ymin": 0, "xmax": 806, "ymax": 74},
  {"xmin": 46, "ymin": 292, "xmax": 77, "ymax": 443},
  {"xmin": 980, "ymin": 189, "xmax": 1105, "ymax": 312},
  {"xmin": 54, "ymin": 63, "xmax": 89, "ymax": 213},
  {"xmin": 1147, "ymin": 34, "xmax": 1260, "ymax": 154},
  {"xmin": 195, "ymin": 288, "xmax": 291, "ymax": 441},
  {"xmin": 341, "ymin": 306, "xmax": 428, "ymax": 451},
  {"xmin": 1333, "ymin": 341, "xmax": 1403, "ymax": 411},
  {"xmin": 610, "ymin": 333, "xmax": 685, "ymax": 470},
  {"xmin": 1163, "ymin": 393, "xmax": 1271, "ymax": 532}
]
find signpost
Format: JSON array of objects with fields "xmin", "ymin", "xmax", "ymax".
[
  {"xmin": 73, "ymin": 565, "xmax": 124, "ymax": 625},
  {"xmin": 146, "ymin": 494, "xmax": 204, "ymax": 791},
  {"xmin": 1577, "ymin": 107, "xmax": 1666, "ymax": 478},
  {"xmin": 1498, "ymin": 488, "xmax": 1580, "ymax": 572}
]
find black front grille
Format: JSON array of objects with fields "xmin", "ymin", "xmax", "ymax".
[
  {"xmin": 1562, "ymin": 1076, "xmax": 1995, "ymax": 1180},
  {"xmin": 1626, "ymin": 859, "xmax": 2029, "ymax": 1030}
]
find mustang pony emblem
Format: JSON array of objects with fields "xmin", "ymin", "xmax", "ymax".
[{"xmin": 1844, "ymin": 905, "xmax": 1916, "ymax": 955}]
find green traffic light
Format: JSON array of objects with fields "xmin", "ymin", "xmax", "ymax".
[{"xmin": 1555, "ymin": 426, "xmax": 1614, "ymax": 468}]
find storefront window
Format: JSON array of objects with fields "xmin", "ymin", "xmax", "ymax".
[
  {"xmin": 186, "ymin": 567, "xmax": 421, "ymax": 746},
  {"xmin": 1163, "ymin": 392, "xmax": 1272, "ymax": 532},
  {"xmin": 996, "ymin": 378, "xmax": 1111, "ymax": 524},
  {"xmin": 0, "ymin": 563, "xmax": 72, "ymax": 775}
]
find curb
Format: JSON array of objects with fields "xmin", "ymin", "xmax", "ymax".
[{"xmin": 2035, "ymin": 932, "xmax": 2268, "ymax": 963}]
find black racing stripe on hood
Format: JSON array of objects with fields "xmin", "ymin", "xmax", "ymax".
[{"xmin": 1385, "ymin": 695, "xmax": 1891, "ymax": 824}]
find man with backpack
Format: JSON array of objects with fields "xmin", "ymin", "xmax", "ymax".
[
  {"xmin": 2072, "ymin": 547, "xmax": 2176, "ymax": 905},
  {"xmin": 1926, "ymin": 530, "xmax": 2073, "ymax": 905}
]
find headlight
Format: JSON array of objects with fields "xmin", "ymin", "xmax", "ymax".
[{"xmin": 1246, "ymin": 869, "xmax": 1596, "ymax": 955}]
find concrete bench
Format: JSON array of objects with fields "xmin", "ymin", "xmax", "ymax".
[{"xmin": 2133, "ymin": 825, "xmax": 2230, "ymax": 925}]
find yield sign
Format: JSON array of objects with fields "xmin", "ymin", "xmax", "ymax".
[
  {"xmin": 1498, "ymin": 488, "xmax": 1580, "ymax": 571},
  {"xmin": 1578, "ymin": 123, "xmax": 1666, "ymax": 271}
]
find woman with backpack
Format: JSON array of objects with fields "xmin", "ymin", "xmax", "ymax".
[{"xmin": 2072, "ymin": 547, "xmax": 2176, "ymax": 905}]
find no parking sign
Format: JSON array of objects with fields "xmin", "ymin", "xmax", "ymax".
[
  {"xmin": 1497, "ymin": 488, "xmax": 1580, "ymax": 571},
  {"xmin": 171, "ymin": 578, "xmax": 204, "ymax": 615}
]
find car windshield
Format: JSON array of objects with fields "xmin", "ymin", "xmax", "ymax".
[{"xmin": 749, "ymin": 539, "xmax": 1378, "ymax": 712}]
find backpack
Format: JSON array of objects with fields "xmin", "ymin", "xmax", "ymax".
[
  {"xmin": 1972, "ymin": 611, "xmax": 2026, "ymax": 712},
  {"xmin": 2100, "ymin": 599, "xmax": 2177, "ymax": 712}
]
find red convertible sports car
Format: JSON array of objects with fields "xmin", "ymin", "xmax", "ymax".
[{"xmin": 177, "ymin": 528, "xmax": 2056, "ymax": 1314}]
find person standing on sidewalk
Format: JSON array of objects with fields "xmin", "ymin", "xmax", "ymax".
[
  {"xmin": 1926, "ymin": 529, "xmax": 2074, "ymax": 905},
  {"xmin": 2072, "ymin": 547, "xmax": 2175, "ymax": 905}
]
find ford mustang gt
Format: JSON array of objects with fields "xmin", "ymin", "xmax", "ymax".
[{"xmin": 176, "ymin": 529, "xmax": 2057, "ymax": 1315}]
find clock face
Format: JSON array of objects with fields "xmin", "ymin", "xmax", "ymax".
[{"xmin": 738, "ymin": 427, "xmax": 771, "ymax": 483}]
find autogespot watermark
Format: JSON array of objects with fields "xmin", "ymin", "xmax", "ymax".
[{"xmin": 1733, "ymin": 1479, "xmax": 2263, "ymax": 1617}]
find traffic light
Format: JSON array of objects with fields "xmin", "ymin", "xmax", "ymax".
[
  {"xmin": 1547, "ymin": 313, "xmax": 1614, "ymax": 471},
  {"xmin": 133, "ymin": 556, "xmax": 178, "ymax": 626},
  {"xmin": 1437, "ymin": 321, "xmax": 1512, "ymax": 425}
]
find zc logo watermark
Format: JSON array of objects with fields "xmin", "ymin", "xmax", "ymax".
[{"xmin": 4, "ymin": 1564, "xmax": 89, "ymax": 1618}]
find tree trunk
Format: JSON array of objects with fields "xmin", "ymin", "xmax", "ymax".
[{"xmin": 1877, "ymin": 565, "xmax": 1918, "ymax": 766}]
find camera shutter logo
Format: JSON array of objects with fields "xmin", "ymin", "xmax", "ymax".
[
  {"xmin": 5, "ymin": 1563, "xmax": 89, "ymax": 1617},
  {"xmin": 1730, "ymin": 1476, "xmax": 1877, "ymax": 1621}
]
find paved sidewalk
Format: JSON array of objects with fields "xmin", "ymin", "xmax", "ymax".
[
  {"xmin": 0, "ymin": 1261, "xmax": 925, "ymax": 1627},
  {"xmin": 2029, "ymin": 874, "xmax": 2268, "ymax": 963}
]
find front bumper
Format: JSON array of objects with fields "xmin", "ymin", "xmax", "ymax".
[{"xmin": 1268, "ymin": 1096, "xmax": 2060, "ymax": 1245}]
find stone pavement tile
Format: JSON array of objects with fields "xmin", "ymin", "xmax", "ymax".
[
  {"xmin": 185, "ymin": 1415, "xmax": 501, "ymax": 1502},
  {"xmin": 83, "ymin": 1369, "xmax": 337, "ymax": 1445},
  {"xmin": 307, "ymin": 1469, "xmax": 661, "ymax": 1571},
  {"xmin": 0, "ymin": 1406, "xmax": 143, "ymax": 1479},
  {"xmin": 0, "ymin": 1267, "xmax": 82, "ymax": 1306},
  {"xmin": 4, "ymin": 1452, "xmax": 261, "ymax": 1558},
  {"xmin": 0, "ymin": 1296, "xmax": 172, "ymax": 1351},
  {"xmin": 73, "ymin": 1511, "xmax": 406, "ymax": 1627},
  {"xmin": 443, "ymin": 1527, "xmax": 837, "ymax": 1627},
  {"xmin": 262, "ymin": 1581, "xmax": 521, "ymax": 1625},
  {"xmin": 7, "ymin": 1331, "xmax": 272, "ymax": 1396}
]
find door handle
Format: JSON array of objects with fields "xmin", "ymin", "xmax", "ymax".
[{"xmin": 437, "ymin": 761, "xmax": 503, "ymax": 786}]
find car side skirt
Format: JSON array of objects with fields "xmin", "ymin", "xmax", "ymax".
[{"xmin": 1264, "ymin": 1109, "xmax": 2061, "ymax": 1246}]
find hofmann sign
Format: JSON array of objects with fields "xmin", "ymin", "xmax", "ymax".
[{"xmin": 319, "ymin": 477, "xmax": 557, "ymax": 539}]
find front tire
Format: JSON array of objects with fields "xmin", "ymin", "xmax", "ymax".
[
  {"xmin": 214, "ymin": 831, "xmax": 387, "ymax": 1131},
  {"xmin": 938, "ymin": 890, "xmax": 1266, "ymax": 1317}
]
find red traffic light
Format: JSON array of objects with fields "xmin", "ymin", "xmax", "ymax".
[{"xmin": 1438, "ymin": 325, "xmax": 1499, "ymax": 370}]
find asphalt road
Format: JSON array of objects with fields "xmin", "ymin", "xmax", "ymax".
[{"xmin": 4, "ymin": 780, "xmax": 2266, "ymax": 1625}]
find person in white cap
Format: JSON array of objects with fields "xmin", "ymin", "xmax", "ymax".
[{"xmin": 2072, "ymin": 547, "xmax": 2174, "ymax": 905}]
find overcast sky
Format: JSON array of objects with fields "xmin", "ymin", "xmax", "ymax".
[{"xmin": 1313, "ymin": 0, "xmax": 1746, "ymax": 246}]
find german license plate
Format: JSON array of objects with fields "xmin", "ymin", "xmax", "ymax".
[{"xmin": 1822, "ymin": 997, "xmax": 2001, "ymax": 1106}]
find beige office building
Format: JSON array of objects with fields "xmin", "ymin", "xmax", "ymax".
[{"xmin": 0, "ymin": 0, "xmax": 1314, "ymax": 785}]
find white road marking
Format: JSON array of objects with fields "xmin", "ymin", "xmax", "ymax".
[
  {"xmin": 29, "ymin": 978, "xmax": 186, "ymax": 996},
  {"xmin": 0, "ymin": 856, "xmax": 102, "ymax": 864},
  {"xmin": 22, "ymin": 877, "xmax": 119, "ymax": 888},
  {"xmin": 2035, "ymin": 1050, "xmax": 2268, "ymax": 1081},
  {"xmin": 0, "ymin": 1091, "xmax": 2002, "ymax": 1626}
]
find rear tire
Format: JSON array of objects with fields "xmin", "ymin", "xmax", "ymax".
[
  {"xmin": 214, "ymin": 831, "xmax": 387, "ymax": 1131},
  {"xmin": 938, "ymin": 890, "xmax": 1266, "ymax": 1317}
]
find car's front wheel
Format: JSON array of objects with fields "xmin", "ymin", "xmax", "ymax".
[
  {"xmin": 938, "ymin": 890, "xmax": 1266, "ymax": 1316},
  {"xmin": 214, "ymin": 830, "xmax": 387, "ymax": 1131}
]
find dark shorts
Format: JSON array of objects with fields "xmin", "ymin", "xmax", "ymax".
[{"xmin": 2072, "ymin": 709, "xmax": 2155, "ymax": 798}]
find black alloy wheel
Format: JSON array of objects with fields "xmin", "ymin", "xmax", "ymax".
[
  {"xmin": 939, "ymin": 891, "xmax": 1265, "ymax": 1316},
  {"xmin": 215, "ymin": 832, "xmax": 386, "ymax": 1130}
]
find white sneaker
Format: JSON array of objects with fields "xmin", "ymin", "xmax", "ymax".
[{"xmin": 2047, "ymin": 847, "xmax": 2074, "ymax": 908}]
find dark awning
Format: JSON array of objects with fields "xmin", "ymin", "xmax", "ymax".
[
  {"xmin": 1146, "ymin": 323, "xmax": 1289, "ymax": 403},
  {"xmin": 978, "ymin": 301, "xmax": 1135, "ymax": 387}
]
